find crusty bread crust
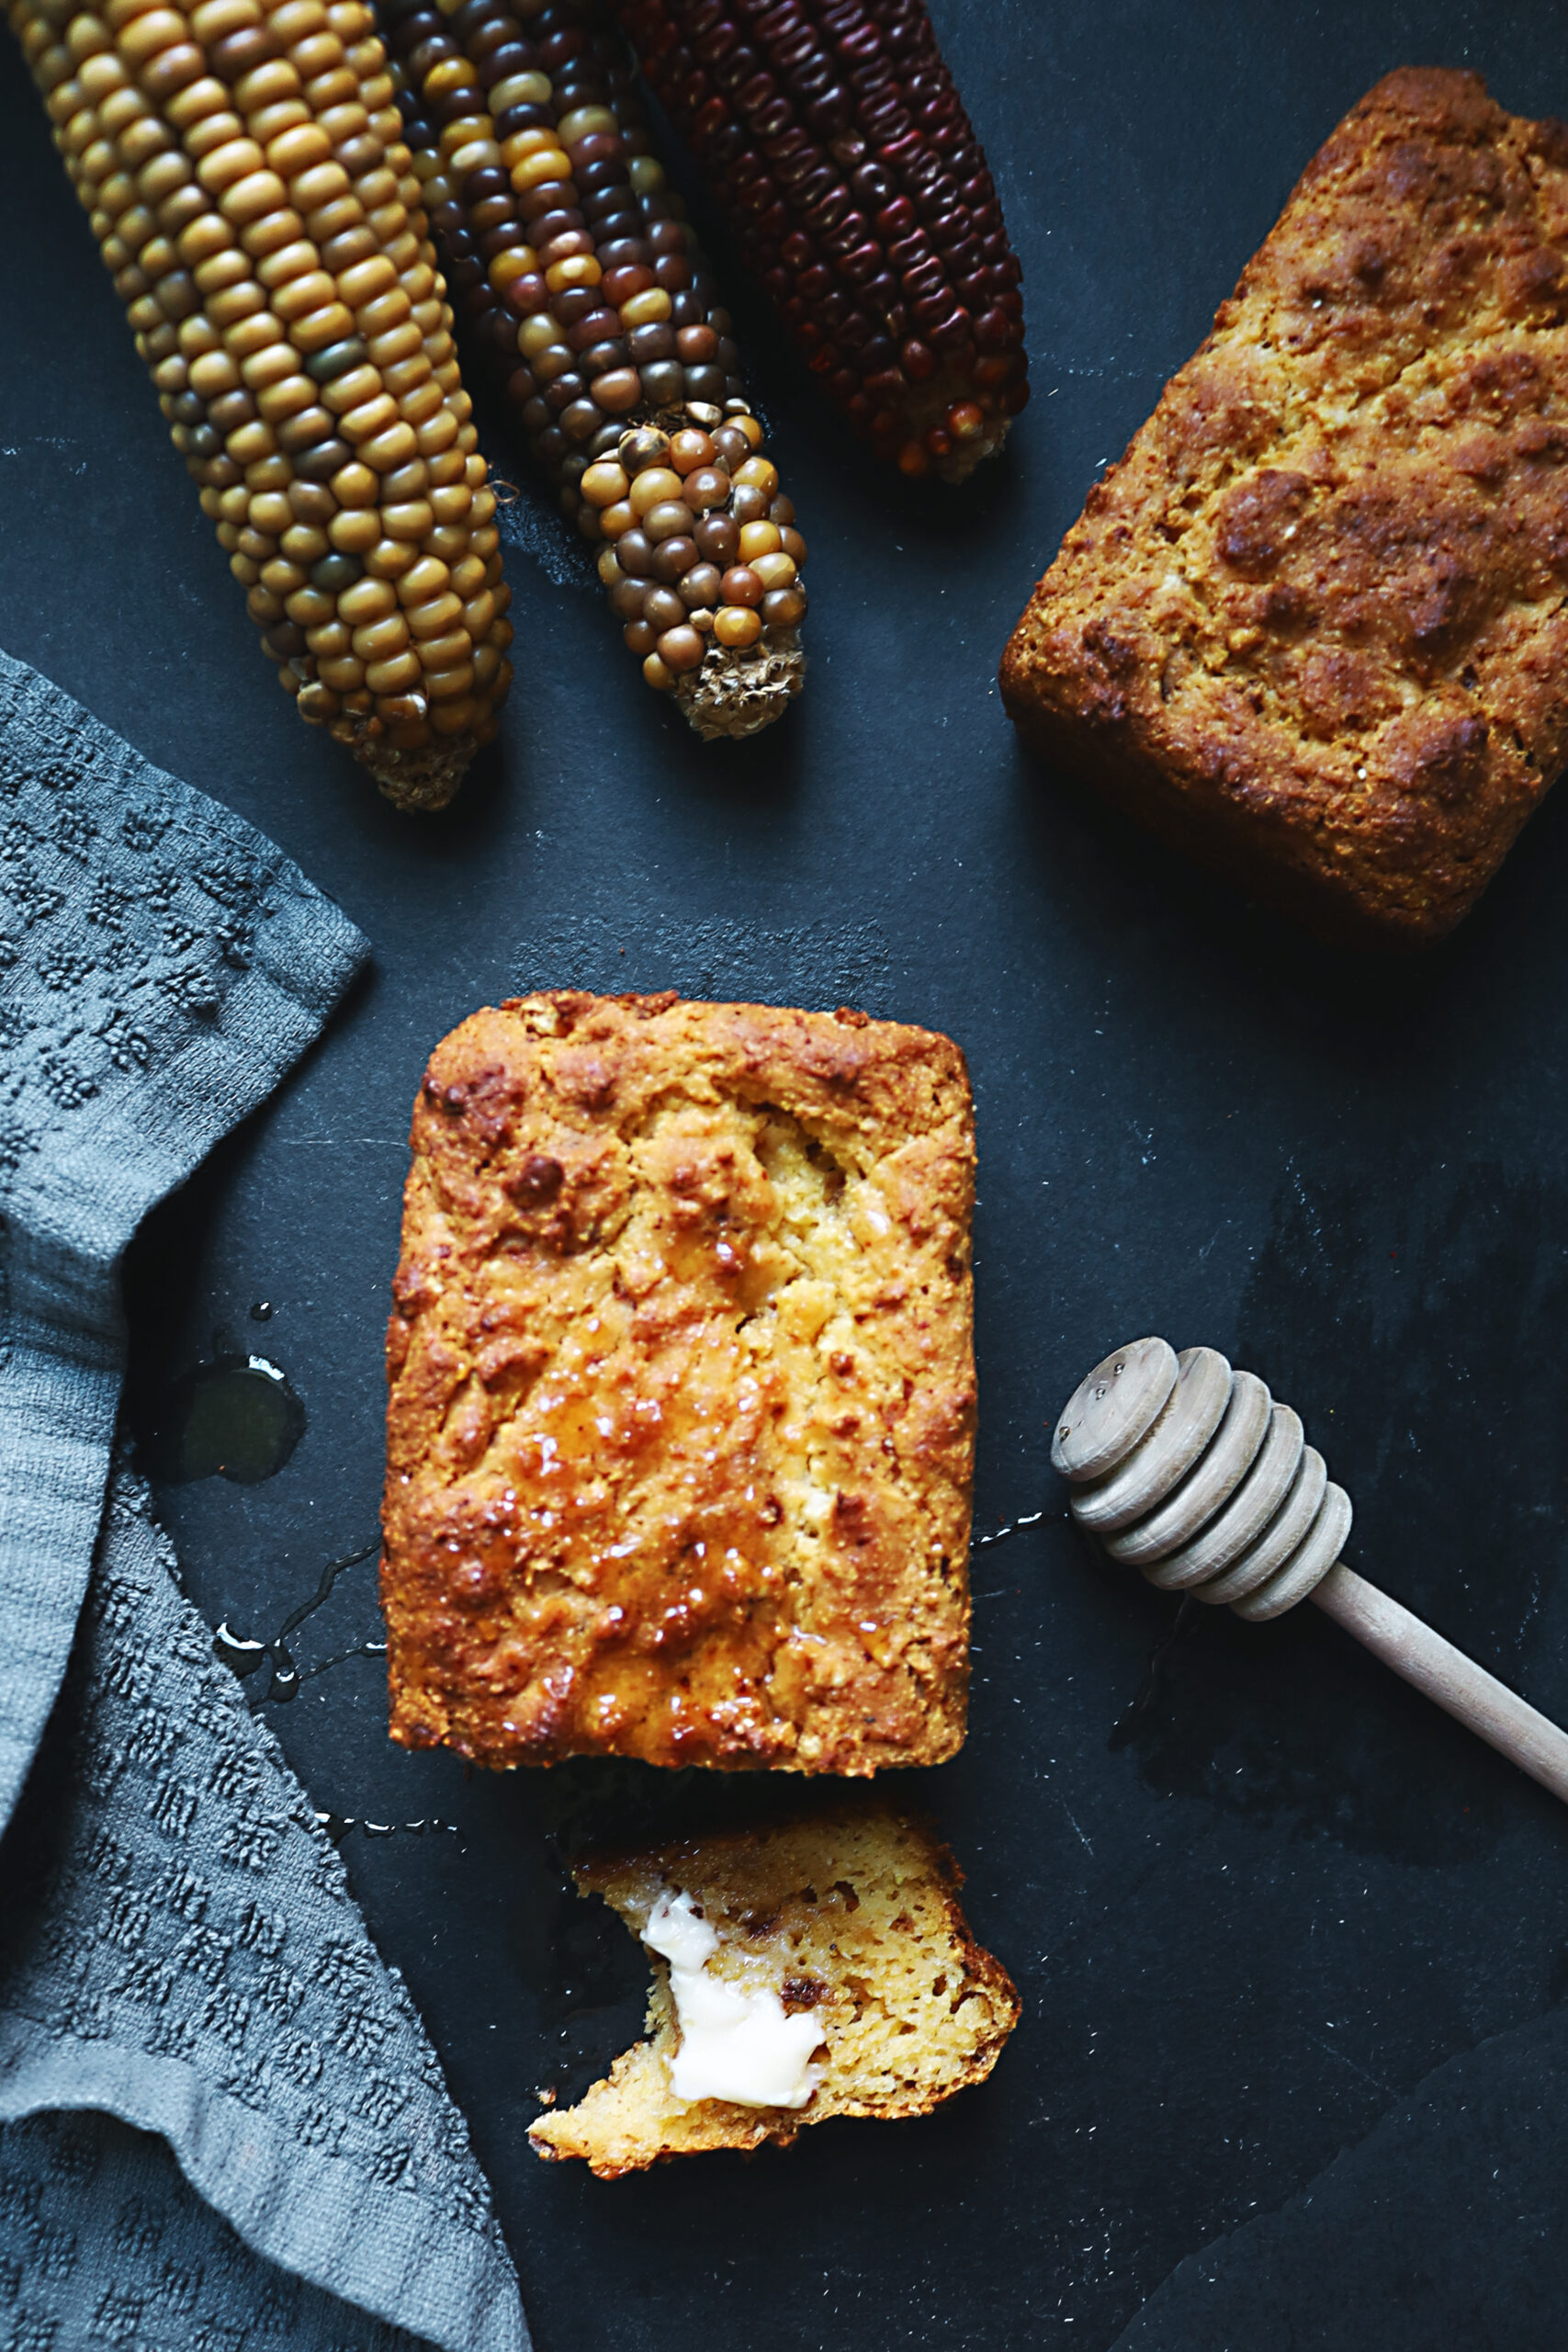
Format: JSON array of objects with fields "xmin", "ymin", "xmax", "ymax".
[
  {"xmin": 1000, "ymin": 69, "xmax": 1568, "ymax": 948},
  {"xmin": 382, "ymin": 993, "xmax": 975, "ymax": 1774},
  {"xmin": 528, "ymin": 1805, "xmax": 1021, "ymax": 2177}
]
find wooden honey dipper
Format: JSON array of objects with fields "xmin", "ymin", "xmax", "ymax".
[{"xmin": 1052, "ymin": 1338, "xmax": 1568, "ymax": 1807}]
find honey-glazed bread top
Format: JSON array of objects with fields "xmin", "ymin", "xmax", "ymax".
[
  {"xmin": 529, "ymin": 1805, "xmax": 1021, "ymax": 2177},
  {"xmin": 999, "ymin": 69, "xmax": 1568, "ymax": 948},
  {"xmin": 382, "ymin": 992, "xmax": 976, "ymax": 1774}
]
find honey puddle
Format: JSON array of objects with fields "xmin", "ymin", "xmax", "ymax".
[{"xmin": 144, "ymin": 1349, "xmax": 305, "ymax": 1485}]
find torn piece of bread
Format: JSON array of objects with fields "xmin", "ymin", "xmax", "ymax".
[
  {"xmin": 382, "ymin": 991, "xmax": 976, "ymax": 1775},
  {"xmin": 1000, "ymin": 70, "xmax": 1568, "ymax": 948},
  {"xmin": 528, "ymin": 1806, "xmax": 1021, "ymax": 2177}
]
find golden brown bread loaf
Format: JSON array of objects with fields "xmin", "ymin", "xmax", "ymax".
[
  {"xmin": 528, "ymin": 1806, "xmax": 1021, "ymax": 2177},
  {"xmin": 381, "ymin": 992, "xmax": 976, "ymax": 1774},
  {"xmin": 999, "ymin": 69, "xmax": 1568, "ymax": 948}
]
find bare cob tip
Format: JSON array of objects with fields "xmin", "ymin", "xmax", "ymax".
[
  {"xmin": 679, "ymin": 628, "xmax": 804, "ymax": 742},
  {"xmin": 897, "ymin": 370, "xmax": 1012, "ymax": 485},
  {"xmin": 354, "ymin": 731, "xmax": 477, "ymax": 813},
  {"xmin": 934, "ymin": 413, "xmax": 1010, "ymax": 488}
]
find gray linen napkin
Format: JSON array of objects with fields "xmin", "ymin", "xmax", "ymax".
[
  {"xmin": 2, "ymin": 1472, "xmax": 525, "ymax": 2352},
  {"xmin": 0, "ymin": 647, "xmax": 366, "ymax": 1826},
  {"xmin": 0, "ymin": 651, "xmax": 529, "ymax": 2352}
]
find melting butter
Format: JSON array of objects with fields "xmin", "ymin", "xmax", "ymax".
[{"xmin": 643, "ymin": 1888, "xmax": 826, "ymax": 2110}]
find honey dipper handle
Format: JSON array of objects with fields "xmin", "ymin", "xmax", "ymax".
[{"xmin": 1312, "ymin": 1565, "xmax": 1568, "ymax": 1808}]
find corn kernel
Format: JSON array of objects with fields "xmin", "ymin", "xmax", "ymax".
[
  {"xmin": 489, "ymin": 72, "xmax": 549, "ymax": 114},
  {"xmin": 510, "ymin": 146, "xmax": 571, "ymax": 194},
  {"xmin": 732, "ymin": 457, "xmax": 778, "ymax": 497},
  {"xmin": 629, "ymin": 466, "xmax": 683, "ymax": 516},
  {"xmin": 581, "ymin": 460, "xmax": 629, "ymax": 509},
  {"xmin": 555, "ymin": 106, "xmax": 616, "ymax": 145},
  {"xmin": 618, "ymin": 287, "xmax": 671, "ymax": 328},
  {"xmin": 329, "ymin": 506, "xmax": 380, "ymax": 553},
  {"xmin": 713, "ymin": 605, "xmax": 761, "ymax": 649},
  {"xmin": 546, "ymin": 254, "xmax": 601, "ymax": 293},
  {"xmin": 338, "ymin": 575, "xmax": 398, "ymax": 624}
]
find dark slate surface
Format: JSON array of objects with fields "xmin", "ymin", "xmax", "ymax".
[{"xmin": 6, "ymin": 4, "xmax": 1568, "ymax": 2344}]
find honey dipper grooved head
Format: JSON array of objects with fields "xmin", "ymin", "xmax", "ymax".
[
  {"xmin": 1051, "ymin": 1338, "xmax": 1177, "ymax": 1482},
  {"xmin": 1052, "ymin": 1339, "xmax": 1351, "ymax": 1622}
]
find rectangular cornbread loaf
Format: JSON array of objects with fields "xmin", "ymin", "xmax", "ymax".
[
  {"xmin": 382, "ymin": 992, "xmax": 976, "ymax": 1774},
  {"xmin": 528, "ymin": 1805, "xmax": 1021, "ymax": 2177},
  {"xmin": 999, "ymin": 69, "xmax": 1568, "ymax": 948}
]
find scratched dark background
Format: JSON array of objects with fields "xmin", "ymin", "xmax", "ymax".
[{"xmin": 6, "ymin": 2, "xmax": 1568, "ymax": 2345}]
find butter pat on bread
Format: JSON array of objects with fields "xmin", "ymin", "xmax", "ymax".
[{"xmin": 529, "ymin": 1807, "xmax": 1021, "ymax": 2177}]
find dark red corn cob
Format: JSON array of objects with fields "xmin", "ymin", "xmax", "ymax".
[
  {"xmin": 378, "ymin": 0, "xmax": 807, "ymax": 738},
  {"xmin": 614, "ymin": 0, "xmax": 1027, "ymax": 480}
]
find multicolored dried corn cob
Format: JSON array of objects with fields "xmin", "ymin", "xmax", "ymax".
[
  {"xmin": 614, "ymin": 0, "xmax": 1027, "ymax": 481},
  {"xmin": 11, "ymin": 0, "xmax": 513, "ymax": 808},
  {"xmin": 380, "ymin": 0, "xmax": 807, "ymax": 739}
]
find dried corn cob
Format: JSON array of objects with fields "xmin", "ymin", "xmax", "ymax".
[
  {"xmin": 613, "ymin": 0, "xmax": 1027, "ymax": 481},
  {"xmin": 380, "ymin": 0, "xmax": 806, "ymax": 739},
  {"xmin": 11, "ymin": 0, "xmax": 513, "ymax": 808}
]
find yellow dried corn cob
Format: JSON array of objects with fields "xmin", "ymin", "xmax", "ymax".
[{"xmin": 11, "ymin": 0, "xmax": 514, "ymax": 808}]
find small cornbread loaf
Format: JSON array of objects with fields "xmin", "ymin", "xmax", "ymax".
[
  {"xmin": 528, "ymin": 1806, "xmax": 1021, "ymax": 2176},
  {"xmin": 13, "ymin": 0, "xmax": 513, "ymax": 808},
  {"xmin": 382, "ymin": 990, "xmax": 976, "ymax": 1774},
  {"xmin": 999, "ymin": 70, "xmax": 1568, "ymax": 948}
]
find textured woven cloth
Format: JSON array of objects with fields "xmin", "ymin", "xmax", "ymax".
[
  {"xmin": 0, "ymin": 651, "xmax": 529, "ymax": 2352},
  {"xmin": 0, "ymin": 649, "xmax": 366, "ymax": 1826},
  {"xmin": 2, "ymin": 1475, "xmax": 525, "ymax": 2352}
]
